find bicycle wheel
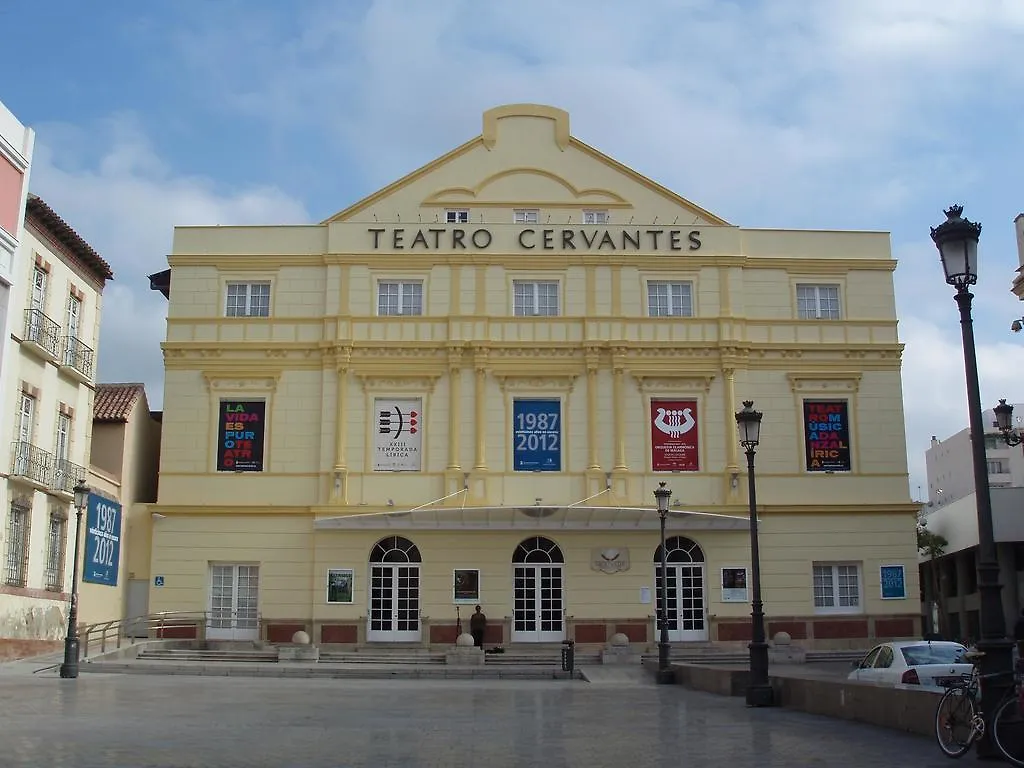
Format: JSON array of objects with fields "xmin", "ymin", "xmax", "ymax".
[
  {"xmin": 935, "ymin": 686, "xmax": 977, "ymax": 758},
  {"xmin": 992, "ymin": 694, "xmax": 1024, "ymax": 766}
]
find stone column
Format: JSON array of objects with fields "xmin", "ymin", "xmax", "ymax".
[
  {"xmin": 331, "ymin": 347, "xmax": 350, "ymax": 503},
  {"xmin": 611, "ymin": 348, "xmax": 628, "ymax": 471},
  {"xmin": 723, "ymin": 366, "xmax": 740, "ymax": 497},
  {"xmin": 447, "ymin": 347, "xmax": 462, "ymax": 471},
  {"xmin": 474, "ymin": 351, "xmax": 488, "ymax": 471},
  {"xmin": 586, "ymin": 349, "xmax": 601, "ymax": 471}
]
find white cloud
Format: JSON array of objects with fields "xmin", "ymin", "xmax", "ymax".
[{"xmin": 28, "ymin": 114, "xmax": 309, "ymax": 408}]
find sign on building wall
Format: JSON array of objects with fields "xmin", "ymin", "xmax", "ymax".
[
  {"xmin": 83, "ymin": 494, "xmax": 121, "ymax": 586},
  {"xmin": 803, "ymin": 400, "xmax": 851, "ymax": 472},
  {"xmin": 880, "ymin": 565, "xmax": 907, "ymax": 600},
  {"xmin": 512, "ymin": 399, "xmax": 561, "ymax": 471},
  {"xmin": 216, "ymin": 400, "xmax": 266, "ymax": 472},
  {"xmin": 651, "ymin": 399, "xmax": 699, "ymax": 471},
  {"xmin": 374, "ymin": 398, "xmax": 422, "ymax": 471}
]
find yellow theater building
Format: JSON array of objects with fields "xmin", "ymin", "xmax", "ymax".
[{"xmin": 145, "ymin": 104, "xmax": 919, "ymax": 650}]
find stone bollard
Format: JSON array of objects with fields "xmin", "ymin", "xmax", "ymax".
[
  {"xmin": 768, "ymin": 631, "xmax": 806, "ymax": 664},
  {"xmin": 600, "ymin": 632, "xmax": 638, "ymax": 665},
  {"xmin": 446, "ymin": 633, "xmax": 484, "ymax": 666},
  {"xmin": 277, "ymin": 630, "xmax": 319, "ymax": 662}
]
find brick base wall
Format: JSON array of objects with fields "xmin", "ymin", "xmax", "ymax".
[{"xmin": 0, "ymin": 638, "xmax": 63, "ymax": 662}]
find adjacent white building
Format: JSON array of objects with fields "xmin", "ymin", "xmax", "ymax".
[{"xmin": 0, "ymin": 194, "xmax": 113, "ymax": 659}]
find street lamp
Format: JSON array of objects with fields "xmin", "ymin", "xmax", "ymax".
[
  {"xmin": 653, "ymin": 482, "xmax": 673, "ymax": 684},
  {"xmin": 932, "ymin": 205, "xmax": 1012, "ymax": 757},
  {"xmin": 993, "ymin": 399, "xmax": 1022, "ymax": 447},
  {"xmin": 735, "ymin": 400, "xmax": 774, "ymax": 707},
  {"xmin": 59, "ymin": 479, "xmax": 89, "ymax": 679}
]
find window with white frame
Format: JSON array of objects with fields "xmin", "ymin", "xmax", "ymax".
[
  {"xmin": 30, "ymin": 266, "xmax": 47, "ymax": 310},
  {"xmin": 514, "ymin": 209, "xmax": 539, "ymax": 224},
  {"xmin": 812, "ymin": 563, "xmax": 861, "ymax": 613},
  {"xmin": 55, "ymin": 412, "xmax": 70, "ymax": 462},
  {"xmin": 445, "ymin": 209, "xmax": 470, "ymax": 224},
  {"xmin": 796, "ymin": 284, "xmax": 841, "ymax": 320},
  {"xmin": 44, "ymin": 508, "xmax": 67, "ymax": 591},
  {"xmin": 988, "ymin": 458, "xmax": 1009, "ymax": 475},
  {"xmin": 66, "ymin": 294, "xmax": 81, "ymax": 339},
  {"xmin": 4, "ymin": 499, "xmax": 30, "ymax": 587},
  {"xmin": 513, "ymin": 280, "xmax": 559, "ymax": 317},
  {"xmin": 377, "ymin": 281, "xmax": 424, "ymax": 316},
  {"xmin": 225, "ymin": 282, "xmax": 271, "ymax": 317},
  {"xmin": 647, "ymin": 281, "xmax": 694, "ymax": 317},
  {"xmin": 583, "ymin": 210, "xmax": 608, "ymax": 225},
  {"xmin": 17, "ymin": 393, "xmax": 34, "ymax": 445}
]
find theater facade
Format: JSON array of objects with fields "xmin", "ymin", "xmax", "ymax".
[{"xmin": 146, "ymin": 104, "xmax": 920, "ymax": 649}]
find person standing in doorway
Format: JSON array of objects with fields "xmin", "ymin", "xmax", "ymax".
[{"xmin": 470, "ymin": 605, "xmax": 487, "ymax": 649}]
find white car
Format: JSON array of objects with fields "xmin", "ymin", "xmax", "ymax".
[{"xmin": 847, "ymin": 640, "xmax": 972, "ymax": 689}]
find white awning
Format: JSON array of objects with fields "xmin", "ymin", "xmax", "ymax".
[{"xmin": 314, "ymin": 504, "xmax": 750, "ymax": 531}]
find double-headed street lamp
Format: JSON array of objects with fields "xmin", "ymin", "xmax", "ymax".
[
  {"xmin": 653, "ymin": 482, "xmax": 673, "ymax": 684},
  {"xmin": 994, "ymin": 400, "xmax": 1022, "ymax": 448},
  {"xmin": 735, "ymin": 400, "xmax": 774, "ymax": 707},
  {"xmin": 931, "ymin": 205, "xmax": 1012, "ymax": 757},
  {"xmin": 59, "ymin": 480, "xmax": 90, "ymax": 680}
]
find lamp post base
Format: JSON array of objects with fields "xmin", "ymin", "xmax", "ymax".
[
  {"xmin": 58, "ymin": 637, "xmax": 79, "ymax": 679},
  {"xmin": 656, "ymin": 668, "xmax": 675, "ymax": 685},
  {"xmin": 745, "ymin": 683, "xmax": 775, "ymax": 707},
  {"xmin": 973, "ymin": 636, "xmax": 1014, "ymax": 759}
]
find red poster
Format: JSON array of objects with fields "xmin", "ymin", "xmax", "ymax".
[{"xmin": 651, "ymin": 400, "xmax": 699, "ymax": 471}]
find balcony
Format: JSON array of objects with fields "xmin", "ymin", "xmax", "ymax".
[
  {"xmin": 10, "ymin": 441, "xmax": 52, "ymax": 489},
  {"xmin": 59, "ymin": 336, "xmax": 94, "ymax": 383},
  {"xmin": 21, "ymin": 309, "xmax": 60, "ymax": 361},
  {"xmin": 51, "ymin": 458, "xmax": 87, "ymax": 497}
]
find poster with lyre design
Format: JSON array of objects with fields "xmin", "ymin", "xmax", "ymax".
[{"xmin": 650, "ymin": 399, "xmax": 699, "ymax": 471}]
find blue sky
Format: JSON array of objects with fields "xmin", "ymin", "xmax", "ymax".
[{"xmin": 1, "ymin": 0, "xmax": 1022, "ymax": 498}]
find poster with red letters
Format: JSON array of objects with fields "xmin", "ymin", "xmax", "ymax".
[{"xmin": 651, "ymin": 399, "xmax": 699, "ymax": 471}]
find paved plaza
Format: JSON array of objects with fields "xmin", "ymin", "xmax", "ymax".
[{"xmin": 1, "ymin": 663, "xmax": 951, "ymax": 768}]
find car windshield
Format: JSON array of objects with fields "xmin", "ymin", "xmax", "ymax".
[{"xmin": 900, "ymin": 644, "xmax": 967, "ymax": 666}]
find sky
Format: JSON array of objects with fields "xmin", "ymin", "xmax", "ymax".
[{"xmin": 1, "ymin": 0, "xmax": 1022, "ymax": 501}]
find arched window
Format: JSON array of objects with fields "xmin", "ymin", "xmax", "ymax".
[
  {"xmin": 370, "ymin": 536, "xmax": 422, "ymax": 564},
  {"xmin": 653, "ymin": 536, "xmax": 705, "ymax": 564},
  {"xmin": 513, "ymin": 536, "xmax": 564, "ymax": 564}
]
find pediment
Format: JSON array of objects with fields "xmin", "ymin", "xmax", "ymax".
[{"xmin": 424, "ymin": 167, "xmax": 628, "ymax": 208}]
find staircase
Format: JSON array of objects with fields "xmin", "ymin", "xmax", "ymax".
[
  {"xmin": 319, "ymin": 649, "xmax": 446, "ymax": 665},
  {"xmin": 137, "ymin": 646, "xmax": 279, "ymax": 663}
]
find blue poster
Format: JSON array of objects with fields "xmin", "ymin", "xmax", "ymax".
[
  {"xmin": 880, "ymin": 565, "xmax": 906, "ymax": 600},
  {"xmin": 83, "ymin": 494, "xmax": 122, "ymax": 586},
  {"xmin": 513, "ymin": 399, "xmax": 562, "ymax": 471}
]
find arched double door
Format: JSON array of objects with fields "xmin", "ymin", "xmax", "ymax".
[
  {"xmin": 367, "ymin": 536, "xmax": 422, "ymax": 642},
  {"xmin": 512, "ymin": 536, "xmax": 565, "ymax": 643},
  {"xmin": 654, "ymin": 536, "xmax": 708, "ymax": 642}
]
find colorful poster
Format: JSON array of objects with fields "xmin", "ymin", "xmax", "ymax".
[
  {"xmin": 374, "ymin": 398, "xmax": 422, "ymax": 471},
  {"xmin": 512, "ymin": 399, "xmax": 561, "ymax": 471},
  {"xmin": 82, "ymin": 494, "xmax": 121, "ymax": 586},
  {"xmin": 803, "ymin": 400, "xmax": 851, "ymax": 472},
  {"xmin": 326, "ymin": 569, "xmax": 354, "ymax": 604},
  {"xmin": 721, "ymin": 567, "xmax": 748, "ymax": 603},
  {"xmin": 651, "ymin": 399, "xmax": 699, "ymax": 471},
  {"xmin": 216, "ymin": 400, "xmax": 266, "ymax": 472}
]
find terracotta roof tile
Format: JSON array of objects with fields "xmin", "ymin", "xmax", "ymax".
[
  {"xmin": 25, "ymin": 194, "xmax": 114, "ymax": 282},
  {"xmin": 94, "ymin": 383, "xmax": 145, "ymax": 422}
]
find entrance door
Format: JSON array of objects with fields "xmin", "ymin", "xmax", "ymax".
[
  {"xmin": 512, "ymin": 536, "xmax": 565, "ymax": 643},
  {"xmin": 208, "ymin": 564, "xmax": 259, "ymax": 640},
  {"xmin": 125, "ymin": 578, "xmax": 150, "ymax": 638},
  {"xmin": 654, "ymin": 536, "xmax": 708, "ymax": 642},
  {"xmin": 367, "ymin": 536, "xmax": 422, "ymax": 642}
]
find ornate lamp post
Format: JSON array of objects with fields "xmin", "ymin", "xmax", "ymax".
[
  {"xmin": 994, "ymin": 399, "xmax": 1022, "ymax": 448},
  {"xmin": 735, "ymin": 400, "xmax": 774, "ymax": 707},
  {"xmin": 931, "ymin": 205, "xmax": 1012, "ymax": 756},
  {"xmin": 653, "ymin": 482, "xmax": 673, "ymax": 684},
  {"xmin": 59, "ymin": 479, "xmax": 90, "ymax": 679}
]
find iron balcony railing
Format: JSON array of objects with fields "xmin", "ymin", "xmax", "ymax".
[
  {"xmin": 61, "ymin": 336, "xmax": 94, "ymax": 379},
  {"xmin": 11, "ymin": 441, "xmax": 52, "ymax": 486},
  {"xmin": 22, "ymin": 308, "xmax": 60, "ymax": 358},
  {"xmin": 51, "ymin": 458, "xmax": 87, "ymax": 495}
]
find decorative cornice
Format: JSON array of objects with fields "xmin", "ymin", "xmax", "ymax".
[
  {"xmin": 356, "ymin": 373, "xmax": 442, "ymax": 393},
  {"xmin": 496, "ymin": 373, "xmax": 578, "ymax": 392},
  {"xmin": 202, "ymin": 371, "xmax": 281, "ymax": 392},
  {"xmin": 786, "ymin": 371, "xmax": 863, "ymax": 394},
  {"xmin": 632, "ymin": 372, "xmax": 716, "ymax": 393}
]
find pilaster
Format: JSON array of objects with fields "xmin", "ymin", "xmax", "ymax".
[{"xmin": 331, "ymin": 345, "xmax": 351, "ymax": 504}]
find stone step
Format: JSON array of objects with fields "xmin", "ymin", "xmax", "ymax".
[
  {"xmin": 138, "ymin": 650, "xmax": 279, "ymax": 663},
  {"xmin": 83, "ymin": 662, "xmax": 581, "ymax": 681},
  {"xmin": 319, "ymin": 655, "xmax": 446, "ymax": 665}
]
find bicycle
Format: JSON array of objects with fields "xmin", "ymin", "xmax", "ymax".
[{"xmin": 934, "ymin": 649, "xmax": 1024, "ymax": 765}]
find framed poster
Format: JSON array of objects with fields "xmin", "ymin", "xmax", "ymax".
[
  {"xmin": 83, "ymin": 494, "xmax": 121, "ymax": 586},
  {"xmin": 453, "ymin": 569, "xmax": 480, "ymax": 603},
  {"xmin": 326, "ymin": 569, "xmax": 354, "ymax": 604},
  {"xmin": 880, "ymin": 564, "xmax": 907, "ymax": 600},
  {"xmin": 651, "ymin": 399, "xmax": 699, "ymax": 471},
  {"xmin": 512, "ymin": 399, "xmax": 561, "ymax": 471},
  {"xmin": 374, "ymin": 398, "xmax": 422, "ymax": 471},
  {"xmin": 721, "ymin": 566, "xmax": 748, "ymax": 603},
  {"xmin": 803, "ymin": 400, "xmax": 851, "ymax": 472},
  {"xmin": 216, "ymin": 400, "xmax": 266, "ymax": 472}
]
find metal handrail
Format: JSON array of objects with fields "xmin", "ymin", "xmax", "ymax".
[{"xmin": 79, "ymin": 610, "xmax": 264, "ymax": 659}]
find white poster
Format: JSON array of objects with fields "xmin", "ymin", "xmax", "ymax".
[{"xmin": 374, "ymin": 398, "xmax": 422, "ymax": 471}]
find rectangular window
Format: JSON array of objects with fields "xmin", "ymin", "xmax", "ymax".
[
  {"xmin": 812, "ymin": 563, "xmax": 861, "ymax": 613},
  {"xmin": 44, "ymin": 509, "xmax": 67, "ymax": 591},
  {"xmin": 55, "ymin": 412, "xmax": 70, "ymax": 461},
  {"xmin": 225, "ymin": 282, "xmax": 271, "ymax": 317},
  {"xmin": 647, "ymin": 281, "xmax": 694, "ymax": 317},
  {"xmin": 445, "ymin": 209, "xmax": 469, "ymax": 224},
  {"xmin": 796, "ymin": 284, "xmax": 841, "ymax": 319},
  {"xmin": 583, "ymin": 210, "xmax": 608, "ymax": 224},
  {"xmin": 513, "ymin": 280, "xmax": 559, "ymax": 317},
  {"xmin": 17, "ymin": 393, "xmax": 34, "ymax": 444},
  {"xmin": 4, "ymin": 500, "xmax": 30, "ymax": 587},
  {"xmin": 30, "ymin": 267, "xmax": 47, "ymax": 310},
  {"xmin": 66, "ymin": 294, "xmax": 81, "ymax": 338},
  {"xmin": 988, "ymin": 458, "xmax": 1009, "ymax": 474},
  {"xmin": 514, "ymin": 209, "xmax": 539, "ymax": 224},
  {"xmin": 377, "ymin": 281, "xmax": 424, "ymax": 316}
]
